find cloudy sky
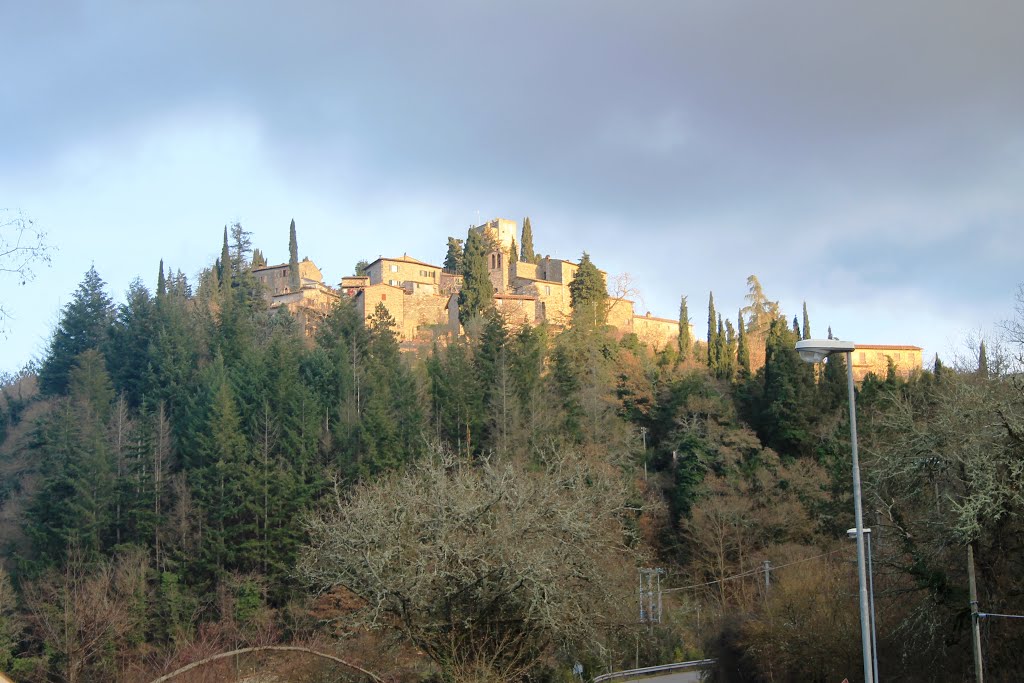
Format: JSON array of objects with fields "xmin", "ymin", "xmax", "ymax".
[{"xmin": 3, "ymin": 1, "xmax": 1022, "ymax": 374}]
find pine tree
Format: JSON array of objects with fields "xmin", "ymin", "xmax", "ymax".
[
  {"xmin": 106, "ymin": 278, "xmax": 156, "ymax": 408},
  {"xmin": 677, "ymin": 295, "xmax": 691, "ymax": 362},
  {"xmin": 288, "ymin": 219, "xmax": 300, "ymax": 292},
  {"xmin": 39, "ymin": 266, "xmax": 115, "ymax": 396},
  {"xmin": 444, "ymin": 237, "xmax": 464, "ymax": 274},
  {"xmin": 229, "ymin": 222, "xmax": 253, "ymax": 275},
  {"xmin": 706, "ymin": 292, "xmax": 717, "ymax": 368},
  {"xmin": 520, "ymin": 217, "xmax": 536, "ymax": 263},
  {"xmin": 801, "ymin": 301, "xmax": 811, "ymax": 340},
  {"xmin": 568, "ymin": 252, "xmax": 607, "ymax": 330},
  {"xmin": 458, "ymin": 230, "xmax": 494, "ymax": 325}
]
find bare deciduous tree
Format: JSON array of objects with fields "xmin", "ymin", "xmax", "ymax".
[
  {"xmin": 22, "ymin": 548, "xmax": 148, "ymax": 683},
  {"xmin": 297, "ymin": 449, "xmax": 642, "ymax": 682},
  {"xmin": 1, "ymin": 209, "xmax": 52, "ymax": 331}
]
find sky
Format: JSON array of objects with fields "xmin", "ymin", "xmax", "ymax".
[{"xmin": 2, "ymin": 1, "xmax": 1022, "ymax": 374}]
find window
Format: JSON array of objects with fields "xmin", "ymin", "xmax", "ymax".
[
  {"xmin": 859, "ymin": 352, "xmax": 866, "ymax": 363},
  {"xmin": 390, "ymin": 265, "xmax": 399, "ymax": 273},
  {"xmin": 389, "ymin": 279, "xmax": 399, "ymax": 286},
  {"xmin": 381, "ymin": 293, "xmax": 386, "ymax": 301},
  {"xmin": 544, "ymin": 285, "xmax": 551, "ymax": 295}
]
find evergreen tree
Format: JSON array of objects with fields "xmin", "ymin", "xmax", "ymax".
[
  {"xmin": 157, "ymin": 259, "xmax": 166, "ymax": 298},
  {"xmin": 724, "ymin": 318, "xmax": 737, "ymax": 381},
  {"xmin": 251, "ymin": 248, "xmax": 267, "ymax": 268},
  {"xmin": 288, "ymin": 219, "xmax": 300, "ymax": 292},
  {"xmin": 229, "ymin": 221, "xmax": 253, "ymax": 275},
  {"xmin": 520, "ymin": 217, "xmax": 536, "ymax": 263},
  {"xmin": 458, "ymin": 229, "xmax": 494, "ymax": 325},
  {"xmin": 443, "ymin": 237, "xmax": 464, "ymax": 275},
  {"xmin": 39, "ymin": 266, "xmax": 115, "ymax": 396},
  {"xmin": 828, "ymin": 325, "xmax": 833, "ymax": 340},
  {"xmin": 106, "ymin": 279, "xmax": 156, "ymax": 408},
  {"xmin": 978, "ymin": 340, "xmax": 989, "ymax": 378},
  {"xmin": 706, "ymin": 292, "xmax": 717, "ymax": 369},
  {"xmin": 219, "ymin": 226, "xmax": 232, "ymax": 291},
  {"xmin": 801, "ymin": 301, "xmax": 811, "ymax": 340},
  {"xmin": 741, "ymin": 275, "xmax": 779, "ymax": 338},
  {"xmin": 568, "ymin": 252, "xmax": 607, "ymax": 330},
  {"xmin": 507, "ymin": 241, "xmax": 517, "ymax": 286},
  {"xmin": 737, "ymin": 310, "xmax": 751, "ymax": 378},
  {"xmin": 677, "ymin": 295, "xmax": 691, "ymax": 363},
  {"xmin": 354, "ymin": 259, "xmax": 370, "ymax": 276},
  {"xmin": 792, "ymin": 315, "xmax": 800, "ymax": 336}
]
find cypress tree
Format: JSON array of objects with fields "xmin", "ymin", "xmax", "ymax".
[
  {"xmin": 568, "ymin": 252, "xmax": 607, "ymax": 330},
  {"xmin": 978, "ymin": 341, "xmax": 989, "ymax": 378},
  {"xmin": 444, "ymin": 237, "xmax": 464, "ymax": 275},
  {"xmin": 157, "ymin": 259, "xmax": 166, "ymax": 298},
  {"xmin": 724, "ymin": 318, "xmax": 737, "ymax": 380},
  {"xmin": 458, "ymin": 230, "xmax": 494, "ymax": 325},
  {"xmin": 737, "ymin": 310, "xmax": 751, "ymax": 378},
  {"xmin": 288, "ymin": 219, "xmax": 300, "ymax": 292},
  {"xmin": 507, "ymin": 241, "xmax": 517, "ymax": 287},
  {"xmin": 706, "ymin": 292, "xmax": 717, "ymax": 368},
  {"xmin": 520, "ymin": 217, "xmax": 536, "ymax": 263},
  {"xmin": 713, "ymin": 315, "xmax": 727, "ymax": 378},
  {"xmin": 677, "ymin": 295, "xmax": 691, "ymax": 362},
  {"xmin": 220, "ymin": 226, "xmax": 232, "ymax": 291},
  {"xmin": 792, "ymin": 315, "xmax": 800, "ymax": 336},
  {"xmin": 802, "ymin": 301, "xmax": 811, "ymax": 340}
]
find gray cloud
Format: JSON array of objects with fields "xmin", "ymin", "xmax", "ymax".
[{"xmin": 2, "ymin": 1, "xmax": 1022, "ymax": 369}]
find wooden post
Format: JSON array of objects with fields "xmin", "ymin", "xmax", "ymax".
[{"xmin": 968, "ymin": 543, "xmax": 984, "ymax": 683}]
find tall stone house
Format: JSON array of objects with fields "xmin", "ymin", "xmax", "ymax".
[{"xmin": 253, "ymin": 259, "xmax": 339, "ymax": 337}]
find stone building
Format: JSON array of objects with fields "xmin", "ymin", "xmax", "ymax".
[
  {"xmin": 345, "ymin": 255, "xmax": 450, "ymax": 343},
  {"xmin": 253, "ymin": 259, "xmax": 339, "ymax": 337},
  {"xmin": 470, "ymin": 218, "xmax": 518, "ymax": 253},
  {"xmin": 851, "ymin": 344, "xmax": 923, "ymax": 381}
]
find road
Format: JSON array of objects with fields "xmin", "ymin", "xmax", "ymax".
[{"xmin": 633, "ymin": 672, "xmax": 704, "ymax": 683}]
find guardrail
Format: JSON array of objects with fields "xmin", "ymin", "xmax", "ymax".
[{"xmin": 592, "ymin": 658, "xmax": 717, "ymax": 682}]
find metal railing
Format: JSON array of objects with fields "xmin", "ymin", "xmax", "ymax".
[{"xmin": 592, "ymin": 658, "xmax": 717, "ymax": 682}]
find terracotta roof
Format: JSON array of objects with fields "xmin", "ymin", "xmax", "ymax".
[
  {"xmin": 367, "ymin": 254, "xmax": 442, "ymax": 269},
  {"xmin": 854, "ymin": 344, "xmax": 923, "ymax": 351},
  {"xmin": 634, "ymin": 314, "xmax": 677, "ymax": 325},
  {"xmin": 495, "ymin": 293, "xmax": 537, "ymax": 301}
]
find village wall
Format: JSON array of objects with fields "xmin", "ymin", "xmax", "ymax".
[
  {"xmin": 851, "ymin": 345, "xmax": 923, "ymax": 381},
  {"xmin": 633, "ymin": 314, "xmax": 679, "ymax": 349}
]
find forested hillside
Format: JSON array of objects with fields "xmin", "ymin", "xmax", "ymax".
[{"xmin": 2, "ymin": 228, "xmax": 1024, "ymax": 682}]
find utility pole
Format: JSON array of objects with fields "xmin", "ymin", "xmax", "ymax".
[
  {"xmin": 763, "ymin": 560, "xmax": 771, "ymax": 594},
  {"xmin": 639, "ymin": 568, "xmax": 665, "ymax": 625},
  {"xmin": 968, "ymin": 543, "xmax": 984, "ymax": 683}
]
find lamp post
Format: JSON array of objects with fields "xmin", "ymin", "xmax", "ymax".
[
  {"xmin": 848, "ymin": 527, "xmax": 878, "ymax": 683},
  {"xmin": 796, "ymin": 338, "xmax": 874, "ymax": 683}
]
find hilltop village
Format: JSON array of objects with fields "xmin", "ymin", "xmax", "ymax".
[
  {"xmin": 254, "ymin": 217, "xmax": 684, "ymax": 349},
  {"xmin": 250, "ymin": 216, "xmax": 922, "ymax": 378}
]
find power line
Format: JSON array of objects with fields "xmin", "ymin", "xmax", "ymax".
[{"xmin": 661, "ymin": 548, "xmax": 850, "ymax": 594}]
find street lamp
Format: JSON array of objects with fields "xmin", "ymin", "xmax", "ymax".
[
  {"xmin": 795, "ymin": 338, "xmax": 875, "ymax": 683},
  {"xmin": 848, "ymin": 527, "xmax": 878, "ymax": 683}
]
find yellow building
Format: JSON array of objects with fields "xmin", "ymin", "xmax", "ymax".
[
  {"xmin": 851, "ymin": 344, "xmax": 923, "ymax": 381},
  {"xmin": 364, "ymin": 254, "xmax": 442, "ymax": 294}
]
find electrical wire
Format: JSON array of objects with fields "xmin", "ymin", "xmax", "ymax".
[{"xmin": 660, "ymin": 547, "xmax": 851, "ymax": 594}]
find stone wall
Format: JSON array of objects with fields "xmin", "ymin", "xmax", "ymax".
[
  {"xmin": 633, "ymin": 314, "xmax": 679, "ymax": 349},
  {"xmin": 851, "ymin": 345, "xmax": 923, "ymax": 381}
]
